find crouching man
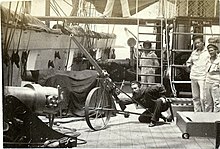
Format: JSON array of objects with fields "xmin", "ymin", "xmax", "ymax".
[{"xmin": 119, "ymin": 81, "xmax": 173, "ymax": 127}]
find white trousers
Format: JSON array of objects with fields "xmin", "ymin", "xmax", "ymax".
[
  {"xmin": 141, "ymin": 68, "xmax": 156, "ymax": 87},
  {"xmin": 204, "ymin": 82, "xmax": 220, "ymax": 112},
  {"xmin": 191, "ymin": 79, "xmax": 205, "ymax": 112},
  {"xmin": 103, "ymin": 0, "xmax": 131, "ymax": 17}
]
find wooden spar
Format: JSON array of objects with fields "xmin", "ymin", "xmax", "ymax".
[
  {"xmin": 35, "ymin": 16, "xmax": 219, "ymax": 25},
  {"xmin": 70, "ymin": 34, "xmax": 103, "ymax": 75},
  {"xmin": 35, "ymin": 16, "xmax": 167, "ymax": 25}
]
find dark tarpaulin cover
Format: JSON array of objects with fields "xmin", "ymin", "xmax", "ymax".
[{"xmin": 36, "ymin": 69, "xmax": 98, "ymax": 116}]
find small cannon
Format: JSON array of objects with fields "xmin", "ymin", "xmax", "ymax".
[{"xmin": 4, "ymin": 83, "xmax": 64, "ymax": 127}]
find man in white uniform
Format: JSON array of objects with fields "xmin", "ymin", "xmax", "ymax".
[
  {"xmin": 140, "ymin": 41, "xmax": 159, "ymax": 87},
  {"xmin": 186, "ymin": 35, "xmax": 210, "ymax": 112},
  {"xmin": 204, "ymin": 37, "xmax": 220, "ymax": 112}
]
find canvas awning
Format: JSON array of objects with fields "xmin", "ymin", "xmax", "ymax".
[{"xmin": 86, "ymin": 0, "xmax": 175, "ymax": 17}]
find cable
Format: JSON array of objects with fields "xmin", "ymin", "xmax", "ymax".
[
  {"xmin": 164, "ymin": 0, "xmax": 177, "ymax": 98},
  {"xmin": 105, "ymin": 25, "xmax": 115, "ymax": 49},
  {"xmin": 5, "ymin": 1, "xmax": 20, "ymax": 51},
  {"xmin": 109, "ymin": 25, "xmax": 116, "ymax": 47},
  {"xmin": 50, "ymin": 1, "xmax": 61, "ymax": 16},
  {"xmin": 210, "ymin": 25, "xmax": 213, "ymax": 37},
  {"xmin": 50, "ymin": 3, "xmax": 60, "ymax": 16},
  {"xmin": 52, "ymin": 0, "xmax": 61, "ymax": 16},
  {"xmin": 63, "ymin": 0, "xmax": 73, "ymax": 7},
  {"xmin": 4, "ymin": 2, "xmax": 11, "ymax": 51},
  {"xmin": 53, "ymin": 0, "xmax": 67, "ymax": 16}
]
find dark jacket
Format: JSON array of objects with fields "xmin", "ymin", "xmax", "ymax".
[{"xmin": 132, "ymin": 84, "xmax": 166, "ymax": 108}]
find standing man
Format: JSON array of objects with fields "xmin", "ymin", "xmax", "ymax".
[
  {"xmin": 102, "ymin": 0, "xmax": 131, "ymax": 17},
  {"xmin": 120, "ymin": 81, "xmax": 172, "ymax": 127},
  {"xmin": 204, "ymin": 37, "xmax": 220, "ymax": 112},
  {"xmin": 140, "ymin": 40, "xmax": 159, "ymax": 87},
  {"xmin": 186, "ymin": 35, "xmax": 210, "ymax": 112}
]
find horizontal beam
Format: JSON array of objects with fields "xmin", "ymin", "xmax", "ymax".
[
  {"xmin": 35, "ymin": 16, "xmax": 219, "ymax": 25},
  {"xmin": 35, "ymin": 16, "xmax": 170, "ymax": 25},
  {"xmin": 173, "ymin": 32, "xmax": 220, "ymax": 36}
]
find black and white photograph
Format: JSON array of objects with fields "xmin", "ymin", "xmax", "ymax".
[{"xmin": 1, "ymin": 0, "xmax": 220, "ymax": 148}]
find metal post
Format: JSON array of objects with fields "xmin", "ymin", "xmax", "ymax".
[
  {"xmin": 130, "ymin": 46, "xmax": 134, "ymax": 69},
  {"xmin": 45, "ymin": 0, "xmax": 50, "ymax": 27},
  {"xmin": 24, "ymin": 1, "xmax": 31, "ymax": 14}
]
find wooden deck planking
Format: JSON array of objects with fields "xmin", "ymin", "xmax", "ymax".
[
  {"xmin": 194, "ymin": 137, "xmax": 214, "ymax": 149},
  {"xmin": 44, "ymin": 104, "xmax": 215, "ymax": 149},
  {"xmin": 129, "ymin": 120, "xmax": 145, "ymax": 148},
  {"xmin": 140, "ymin": 124, "xmax": 157, "ymax": 148},
  {"xmin": 158, "ymin": 125, "xmax": 185, "ymax": 148},
  {"xmin": 150, "ymin": 126, "xmax": 169, "ymax": 148}
]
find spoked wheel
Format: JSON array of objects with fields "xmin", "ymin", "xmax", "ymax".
[{"xmin": 85, "ymin": 87, "xmax": 113, "ymax": 131}]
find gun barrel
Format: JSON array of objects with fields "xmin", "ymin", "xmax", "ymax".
[{"xmin": 4, "ymin": 84, "xmax": 60, "ymax": 115}]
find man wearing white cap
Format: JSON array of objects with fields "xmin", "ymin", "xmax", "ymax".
[{"xmin": 204, "ymin": 37, "xmax": 220, "ymax": 112}]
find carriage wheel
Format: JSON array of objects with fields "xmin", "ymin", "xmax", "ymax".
[{"xmin": 85, "ymin": 87, "xmax": 113, "ymax": 131}]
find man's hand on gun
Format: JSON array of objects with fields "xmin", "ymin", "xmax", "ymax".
[
  {"xmin": 112, "ymin": 89, "xmax": 127, "ymax": 111},
  {"xmin": 115, "ymin": 80, "xmax": 126, "ymax": 111},
  {"xmin": 112, "ymin": 80, "xmax": 127, "ymax": 111},
  {"xmin": 101, "ymin": 70, "xmax": 127, "ymax": 111}
]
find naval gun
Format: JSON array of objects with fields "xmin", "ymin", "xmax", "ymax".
[
  {"xmin": 4, "ymin": 83, "xmax": 64, "ymax": 127},
  {"xmin": 3, "ymin": 84, "xmax": 79, "ymax": 148}
]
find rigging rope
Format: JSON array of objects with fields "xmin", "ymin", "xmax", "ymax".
[
  {"xmin": 164, "ymin": 0, "xmax": 176, "ymax": 98},
  {"xmin": 5, "ymin": 2, "xmax": 12, "ymax": 85},
  {"xmin": 52, "ymin": 0, "xmax": 62, "ymax": 16},
  {"xmin": 5, "ymin": 1, "xmax": 20, "ymax": 51},
  {"xmin": 50, "ymin": 2, "xmax": 61, "ymax": 16},
  {"xmin": 63, "ymin": 0, "xmax": 73, "ymax": 7},
  {"xmin": 210, "ymin": 25, "xmax": 213, "ymax": 37},
  {"xmin": 53, "ymin": 0, "xmax": 67, "ymax": 16},
  {"xmin": 164, "ymin": 0, "xmax": 177, "ymax": 97},
  {"xmin": 4, "ymin": 2, "xmax": 11, "ymax": 51},
  {"xmin": 16, "ymin": 2, "xmax": 25, "ymax": 52},
  {"xmin": 104, "ymin": 24, "xmax": 115, "ymax": 50}
]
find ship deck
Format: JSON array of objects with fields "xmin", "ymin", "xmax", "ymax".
[{"xmin": 41, "ymin": 104, "xmax": 215, "ymax": 149}]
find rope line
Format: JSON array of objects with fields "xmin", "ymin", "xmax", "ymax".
[
  {"xmin": 53, "ymin": 0, "xmax": 67, "ymax": 16},
  {"xmin": 50, "ymin": 2, "xmax": 61, "ymax": 16},
  {"xmin": 5, "ymin": 1, "xmax": 20, "ymax": 51}
]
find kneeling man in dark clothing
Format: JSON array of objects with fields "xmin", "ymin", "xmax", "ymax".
[{"xmin": 121, "ymin": 81, "xmax": 172, "ymax": 127}]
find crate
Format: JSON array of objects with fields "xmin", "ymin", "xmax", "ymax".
[
  {"xmin": 176, "ymin": 112, "xmax": 220, "ymax": 138},
  {"xmin": 175, "ymin": 0, "xmax": 218, "ymax": 17}
]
